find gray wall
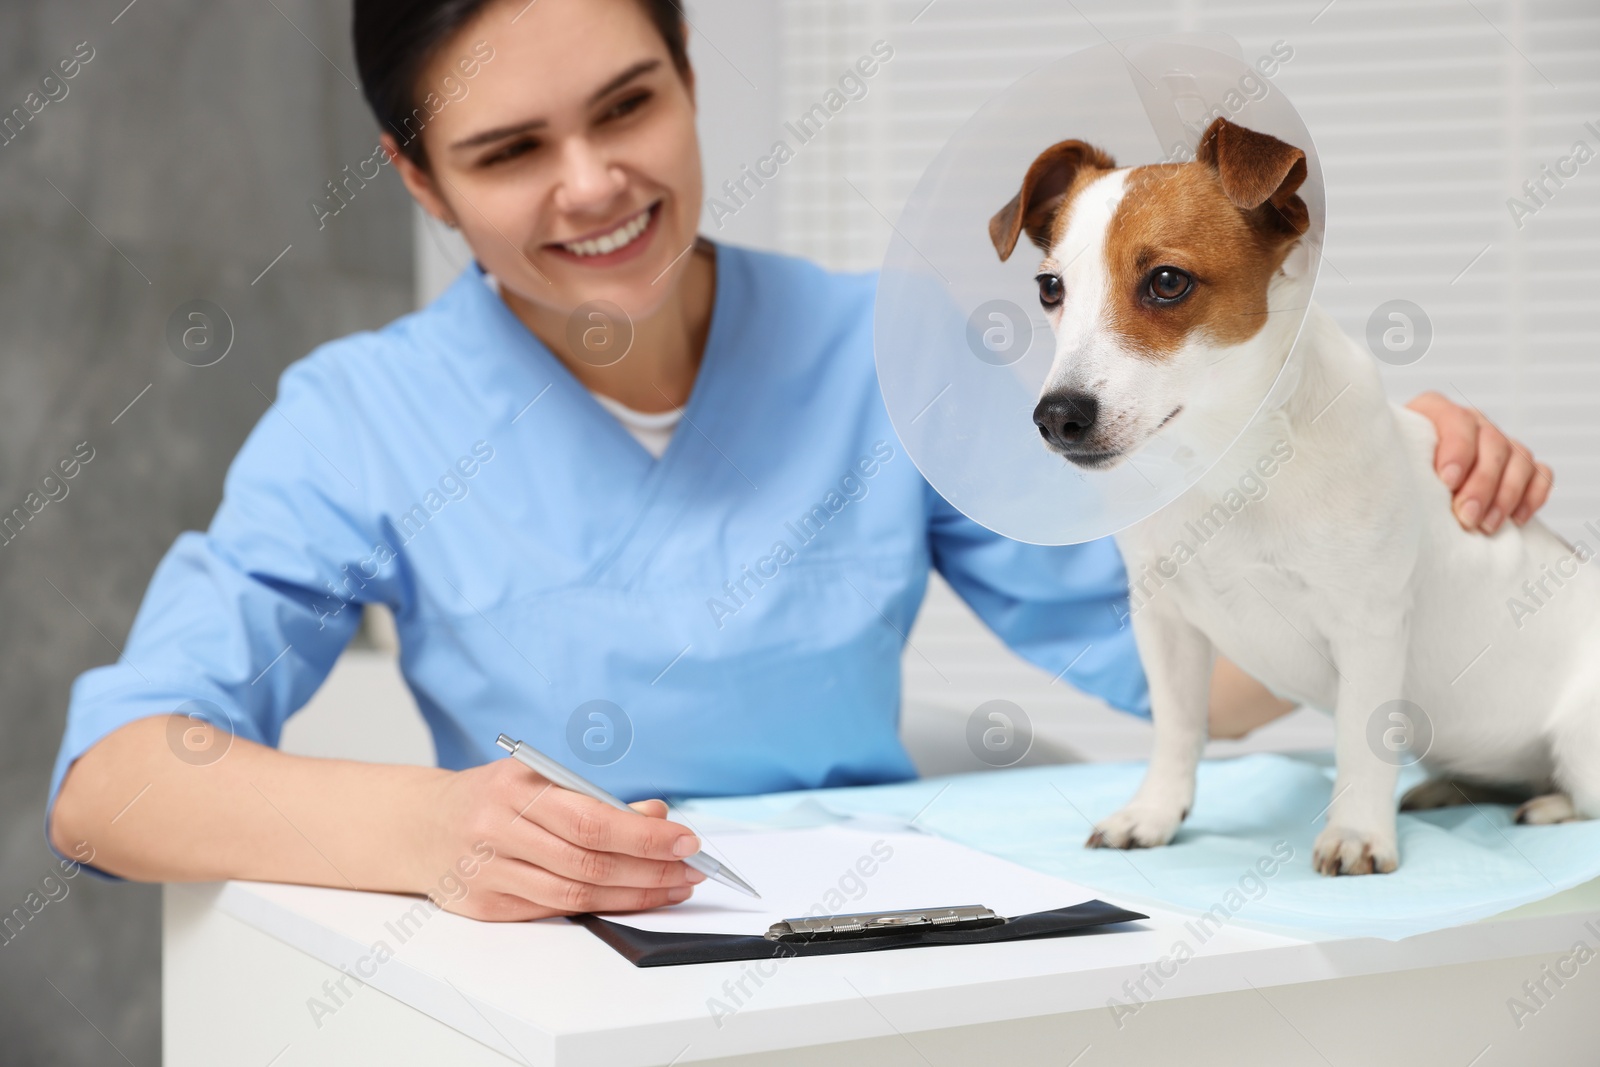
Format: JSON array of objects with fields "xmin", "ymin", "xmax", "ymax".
[
  {"xmin": 0, "ymin": 0, "xmax": 784, "ymax": 1058},
  {"xmin": 0, "ymin": 0, "xmax": 412, "ymax": 1061}
]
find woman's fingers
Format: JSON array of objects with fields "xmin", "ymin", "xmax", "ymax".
[
  {"xmin": 476, "ymin": 856, "xmax": 695, "ymax": 918},
  {"xmin": 1406, "ymin": 390, "xmax": 1477, "ymax": 492},
  {"xmin": 429, "ymin": 761, "xmax": 704, "ymax": 920},
  {"xmin": 1513, "ymin": 463, "xmax": 1554, "ymax": 525},
  {"xmin": 443, "ymin": 877, "xmax": 694, "ymax": 922},
  {"xmin": 523, "ymin": 786, "xmax": 700, "ymax": 862},
  {"xmin": 1405, "ymin": 391, "xmax": 1552, "ymax": 533},
  {"xmin": 1482, "ymin": 442, "xmax": 1536, "ymax": 534},
  {"xmin": 1453, "ymin": 418, "xmax": 1512, "ymax": 531},
  {"xmin": 500, "ymin": 812, "xmax": 702, "ymax": 889},
  {"xmin": 629, "ymin": 798, "xmax": 670, "ymax": 818}
]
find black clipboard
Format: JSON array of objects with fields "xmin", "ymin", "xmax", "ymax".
[{"xmin": 568, "ymin": 899, "xmax": 1148, "ymax": 967}]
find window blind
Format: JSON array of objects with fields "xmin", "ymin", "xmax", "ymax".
[{"xmin": 771, "ymin": 0, "xmax": 1600, "ymax": 725}]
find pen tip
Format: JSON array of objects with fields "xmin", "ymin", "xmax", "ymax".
[{"xmin": 495, "ymin": 734, "xmax": 515, "ymax": 752}]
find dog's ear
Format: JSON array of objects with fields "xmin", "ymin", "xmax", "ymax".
[
  {"xmin": 1196, "ymin": 117, "xmax": 1308, "ymax": 236},
  {"xmin": 989, "ymin": 140, "xmax": 1116, "ymax": 261}
]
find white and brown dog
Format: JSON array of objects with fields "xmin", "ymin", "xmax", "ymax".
[{"xmin": 989, "ymin": 116, "xmax": 1600, "ymax": 875}]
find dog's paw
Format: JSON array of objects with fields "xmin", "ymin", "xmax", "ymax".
[
  {"xmin": 1312, "ymin": 824, "xmax": 1398, "ymax": 876},
  {"xmin": 1086, "ymin": 804, "xmax": 1187, "ymax": 850},
  {"xmin": 1515, "ymin": 792, "xmax": 1580, "ymax": 825}
]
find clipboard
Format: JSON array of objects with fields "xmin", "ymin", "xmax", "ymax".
[{"xmin": 569, "ymin": 899, "xmax": 1147, "ymax": 967}]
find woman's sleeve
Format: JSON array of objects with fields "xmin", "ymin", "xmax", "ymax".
[
  {"xmin": 925, "ymin": 483, "xmax": 1151, "ymax": 718},
  {"xmin": 45, "ymin": 348, "xmax": 395, "ymax": 869}
]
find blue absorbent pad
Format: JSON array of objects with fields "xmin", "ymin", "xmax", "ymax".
[{"xmin": 678, "ymin": 752, "xmax": 1600, "ymax": 942}]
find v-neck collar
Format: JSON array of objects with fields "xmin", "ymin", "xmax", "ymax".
[
  {"xmin": 465, "ymin": 237, "xmax": 729, "ymax": 471},
  {"xmin": 441, "ymin": 238, "xmax": 745, "ymax": 586}
]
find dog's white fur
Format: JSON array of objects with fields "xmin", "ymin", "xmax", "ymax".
[{"xmin": 1038, "ymin": 161, "xmax": 1600, "ymax": 875}]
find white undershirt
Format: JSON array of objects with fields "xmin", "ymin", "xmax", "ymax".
[
  {"xmin": 483, "ymin": 270, "xmax": 682, "ymax": 459},
  {"xmin": 589, "ymin": 392, "xmax": 681, "ymax": 460}
]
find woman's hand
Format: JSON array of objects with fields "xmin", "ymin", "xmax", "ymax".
[
  {"xmin": 1405, "ymin": 391, "xmax": 1552, "ymax": 534},
  {"xmin": 420, "ymin": 757, "xmax": 705, "ymax": 922}
]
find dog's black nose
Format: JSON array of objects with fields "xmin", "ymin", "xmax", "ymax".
[{"xmin": 1033, "ymin": 392, "xmax": 1098, "ymax": 448}]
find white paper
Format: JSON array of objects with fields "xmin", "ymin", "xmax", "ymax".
[{"xmin": 591, "ymin": 825, "xmax": 1103, "ymax": 935}]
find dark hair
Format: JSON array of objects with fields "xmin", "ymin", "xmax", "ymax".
[{"xmin": 353, "ymin": 0, "xmax": 690, "ymax": 169}]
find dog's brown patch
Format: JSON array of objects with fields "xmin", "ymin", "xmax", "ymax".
[
  {"xmin": 1100, "ymin": 120, "xmax": 1308, "ymax": 359},
  {"xmin": 988, "ymin": 140, "xmax": 1117, "ymax": 261},
  {"xmin": 992, "ymin": 118, "xmax": 1310, "ymax": 361},
  {"xmin": 1099, "ymin": 163, "xmax": 1290, "ymax": 358}
]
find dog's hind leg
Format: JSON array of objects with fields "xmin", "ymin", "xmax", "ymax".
[
  {"xmin": 1400, "ymin": 777, "xmax": 1535, "ymax": 811},
  {"xmin": 1515, "ymin": 793, "xmax": 1580, "ymax": 825},
  {"xmin": 1539, "ymin": 661, "xmax": 1600, "ymax": 823}
]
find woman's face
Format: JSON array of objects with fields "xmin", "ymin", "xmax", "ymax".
[{"xmin": 397, "ymin": 0, "xmax": 702, "ymax": 323}]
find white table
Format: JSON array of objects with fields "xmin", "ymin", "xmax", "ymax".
[
  {"xmin": 164, "ymin": 872, "xmax": 1600, "ymax": 1066},
  {"xmin": 162, "ymin": 643, "xmax": 1600, "ymax": 1065}
]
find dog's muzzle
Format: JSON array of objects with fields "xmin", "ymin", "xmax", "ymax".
[
  {"xmin": 1033, "ymin": 391, "xmax": 1126, "ymax": 468},
  {"xmin": 1033, "ymin": 391, "xmax": 1099, "ymax": 451}
]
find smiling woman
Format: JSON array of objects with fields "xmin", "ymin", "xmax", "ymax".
[
  {"xmin": 359, "ymin": 0, "xmax": 712, "ymax": 415},
  {"xmin": 44, "ymin": 0, "xmax": 1557, "ymax": 928}
]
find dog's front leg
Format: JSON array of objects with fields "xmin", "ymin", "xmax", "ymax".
[
  {"xmin": 1088, "ymin": 599, "xmax": 1213, "ymax": 849},
  {"xmin": 1313, "ymin": 630, "xmax": 1407, "ymax": 875}
]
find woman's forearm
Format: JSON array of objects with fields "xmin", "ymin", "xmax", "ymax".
[
  {"xmin": 49, "ymin": 714, "xmax": 451, "ymax": 891},
  {"xmin": 47, "ymin": 671, "xmax": 1292, "ymax": 893}
]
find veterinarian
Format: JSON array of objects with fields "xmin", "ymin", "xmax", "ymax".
[{"xmin": 47, "ymin": 0, "xmax": 1553, "ymax": 921}]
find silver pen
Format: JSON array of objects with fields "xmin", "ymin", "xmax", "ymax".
[{"xmin": 495, "ymin": 733, "xmax": 760, "ymax": 899}]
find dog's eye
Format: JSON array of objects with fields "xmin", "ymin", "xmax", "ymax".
[
  {"xmin": 1036, "ymin": 273, "xmax": 1064, "ymax": 309},
  {"xmin": 1147, "ymin": 267, "xmax": 1192, "ymax": 303}
]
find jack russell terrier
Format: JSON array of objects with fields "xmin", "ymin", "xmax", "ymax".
[{"xmin": 988, "ymin": 116, "xmax": 1600, "ymax": 875}]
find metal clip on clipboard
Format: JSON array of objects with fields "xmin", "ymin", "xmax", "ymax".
[{"xmin": 764, "ymin": 904, "xmax": 1004, "ymax": 942}]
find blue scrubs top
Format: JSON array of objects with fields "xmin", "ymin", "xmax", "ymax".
[{"xmin": 47, "ymin": 240, "xmax": 1149, "ymax": 847}]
